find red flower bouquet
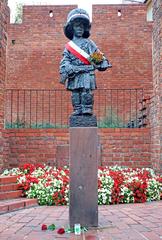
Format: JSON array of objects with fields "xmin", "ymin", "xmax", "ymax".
[
  {"xmin": 41, "ymin": 224, "xmax": 47, "ymax": 231},
  {"xmin": 57, "ymin": 228, "xmax": 65, "ymax": 234}
]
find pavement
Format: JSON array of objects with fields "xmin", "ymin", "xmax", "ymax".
[{"xmin": 0, "ymin": 201, "xmax": 162, "ymax": 240}]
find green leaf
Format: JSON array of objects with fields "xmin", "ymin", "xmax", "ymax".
[
  {"xmin": 81, "ymin": 227, "xmax": 88, "ymax": 232},
  {"xmin": 65, "ymin": 227, "xmax": 74, "ymax": 233},
  {"xmin": 48, "ymin": 224, "xmax": 56, "ymax": 231},
  {"xmin": 65, "ymin": 226, "xmax": 88, "ymax": 233}
]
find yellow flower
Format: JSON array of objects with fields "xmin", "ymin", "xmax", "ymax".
[{"xmin": 89, "ymin": 51, "xmax": 104, "ymax": 64}]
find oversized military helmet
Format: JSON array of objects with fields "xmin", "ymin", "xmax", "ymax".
[{"xmin": 64, "ymin": 8, "xmax": 91, "ymax": 40}]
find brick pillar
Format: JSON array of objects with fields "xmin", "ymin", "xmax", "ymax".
[
  {"xmin": 0, "ymin": 0, "xmax": 8, "ymax": 171},
  {"xmin": 151, "ymin": 0, "xmax": 162, "ymax": 173}
]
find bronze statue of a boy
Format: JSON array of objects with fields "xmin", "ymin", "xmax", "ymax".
[{"xmin": 60, "ymin": 8, "xmax": 111, "ymax": 116}]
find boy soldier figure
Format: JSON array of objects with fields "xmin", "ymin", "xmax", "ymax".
[{"xmin": 60, "ymin": 8, "xmax": 111, "ymax": 116}]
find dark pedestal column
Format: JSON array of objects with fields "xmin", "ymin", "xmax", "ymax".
[{"xmin": 69, "ymin": 127, "xmax": 98, "ymax": 228}]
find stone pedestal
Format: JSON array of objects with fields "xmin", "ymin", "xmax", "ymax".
[
  {"xmin": 69, "ymin": 127, "xmax": 98, "ymax": 228},
  {"xmin": 69, "ymin": 115, "xmax": 97, "ymax": 127}
]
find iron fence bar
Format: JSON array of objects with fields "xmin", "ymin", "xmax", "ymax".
[
  {"xmin": 104, "ymin": 90, "xmax": 107, "ymax": 123},
  {"xmin": 98, "ymin": 89, "xmax": 101, "ymax": 126},
  {"xmin": 123, "ymin": 89, "xmax": 125, "ymax": 127},
  {"xmin": 117, "ymin": 89, "xmax": 119, "ymax": 127},
  {"xmin": 55, "ymin": 90, "xmax": 56, "ymax": 127},
  {"xmin": 36, "ymin": 90, "xmax": 38, "ymax": 128},
  {"xmin": 5, "ymin": 88, "xmax": 145, "ymax": 129},
  {"xmin": 136, "ymin": 89, "xmax": 138, "ymax": 127},
  {"xmin": 42, "ymin": 90, "xmax": 44, "ymax": 126},
  {"xmin": 110, "ymin": 89, "xmax": 112, "ymax": 126},
  {"xmin": 61, "ymin": 89, "xmax": 63, "ymax": 128},
  {"xmin": 142, "ymin": 89, "xmax": 144, "ymax": 126},
  {"xmin": 130, "ymin": 89, "xmax": 131, "ymax": 125},
  {"xmin": 49, "ymin": 90, "xmax": 51, "ymax": 125},
  {"xmin": 17, "ymin": 90, "xmax": 19, "ymax": 128},
  {"xmin": 23, "ymin": 90, "xmax": 26, "ymax": 128},
  {"xmin": 30, "ymin": 90, "xmax": 32, "ymax": 128},
  {"xmin": 6, "ymin": 88, "xmax": 144, "ymax": 91},
  {"xmin": 10, "ymin": 90, "xmax": 13, "ymax": 128}
]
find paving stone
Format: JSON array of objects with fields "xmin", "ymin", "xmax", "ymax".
[
  {"xmin": 151, "ymin": 227, "xmax": 162, "ymax": 236},
  {"xmin": 128, "ymin": 214, "xmax": 144, "ymax": 222},
  {"xmin": 116, "ymin": 222, "xmax": 131, "ymax": 230},
  {"xmin": 141, "ymin": 231, "xmax": 162, "ymax": 240},
  {"xmin": 0, "ymin": 201, "xmax": 161, "ymax": 240},
  {"xmin": 118, "ymin": 217, "xmax": 137, "ymax": 225},
  {"xmin": 26, "ymin": 219, "xmax": 43, "ymax": 227},
  {"xmin": 139, "ymin": 220, "xmax": 158, "ymax": 228},
  {"xmin": 17, "ymin": 217, "xmax": 33, "ymax": 223},
  {"xmin": 16, "ymin": 226, "xmax": 32, "ymax": 235},
  {"xmin": 129, "ymin": 224, "xmax": 150, "ymax": 232}
]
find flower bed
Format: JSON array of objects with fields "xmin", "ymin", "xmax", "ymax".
[{"xmin": 2, "ymin": 164, "xmax": 162, "ymax": 205}]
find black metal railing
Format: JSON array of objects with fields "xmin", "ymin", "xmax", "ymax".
[{"xmin": 5, "ymin": 88, "xmax": 146, "ymax": 128}]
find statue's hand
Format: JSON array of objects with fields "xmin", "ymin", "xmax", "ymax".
[
  {"xmin": 95, "ymin": 59, "xmax": 112, "ymax": 71},
  {"xmin": 93, "ymin": 64, "xmax": 101, "ymax": 70},
  {"xmin": 60, "ymin": 74, "xmax": 67, "ymax": 84}
]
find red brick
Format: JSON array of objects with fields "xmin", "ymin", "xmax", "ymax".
[
  {"xmin": 0, "ymin": 190, "xmax": 23, "ymax": 200},
  {"xmin": 8, "ymin": 201, "xmax": 25, "ymax": 211},
  {"xmin": 24, "ymin": 198, "xmax": 38, "ymax": 207},
  {"xmin": 0, "ymin": 198, "xmax": 38, "ymax": 214},
  {"xmin": 0, "ymin": 183, "xmax": 19, "ymax": 192},
  {"xmin": 0, "ymin": 176, "xmax": 17, "ymax": 184},
  {"xmin": 0, "ymin": 205, "xmax": 9, "ymax": 214}
]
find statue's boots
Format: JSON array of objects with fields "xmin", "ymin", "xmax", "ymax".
[
  {"xmin": 71, "ymin": 91, "xmax": 82, "ymax": 115},
  {"xmin": 81, "ymin": 90, "xmax": 94, "ymax": 115}
]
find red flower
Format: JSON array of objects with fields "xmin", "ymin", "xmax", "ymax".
[
  {"xmin": 20, "ymin": 163, "xmax": 36, "ymax": 174},
  {"xmin": 35, "ymin": 163, "xmax": 45, "ymax": 169},
  {"xmin": 41, "ymin": 224, "xmax": 47, "ymax": 231},
  {"xmin": 57, "ymin": 228, "xmax": 65, "ymax": 234},
  {"xmin": 156, "ymin": 176, "xmax": 162, "ymax": 183},
  {"xmin": 128, "ymin": 180, "xmax": 147, "ymax": 203}
]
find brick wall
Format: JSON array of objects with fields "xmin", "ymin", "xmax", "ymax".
[
  {"xmin": 1, "ymin": 4, "xmax": 155, "ymax": 171},
  {"xmin": 0, "ymin": 0, "xmax": 9, "ymax": 171},
  {"xmin": 99, "ymin": 128, "xmax": 151, "ymax": 167},
  {"xmin": 3, "ymin": 128, "xmax": 151, "ymax": 169},
  {"xmin": 6, "ymin": 5, "xmax": 76, "ymax": 89},
  {"xmin": 3, "ymin": 129, "xmax": 69, "ymax": 168},
  {"xmin": 92, "ymin": 5, "xmax": 152, "ymax": 90},
  {"xmin": 6, "ymin": 4, "xmax": 152, "ymax": 90},
  {"xmin": 151, "ymin": 0, "xmax": 162, "ymax": 173}
]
